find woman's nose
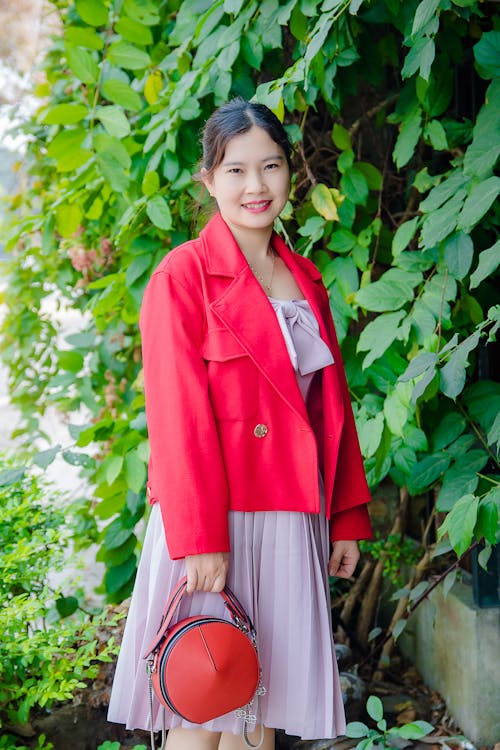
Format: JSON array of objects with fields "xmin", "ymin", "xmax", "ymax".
[{"xmin": 245, "ymin": 170, "xmax": 265, "ymax": 192}]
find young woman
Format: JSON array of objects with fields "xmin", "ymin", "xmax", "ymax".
[{"xmin": 108, "ymin": 98, "xmax": 373, "ymax": 750}]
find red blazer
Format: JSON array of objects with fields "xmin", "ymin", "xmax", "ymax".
[{"xmin": 140, "ymin": 213, "xmax": 372, "ymax": 560}]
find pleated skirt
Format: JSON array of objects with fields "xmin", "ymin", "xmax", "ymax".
[{"xmin": 107, "ymin": 490, "xmax": 346, "ymax": 740}]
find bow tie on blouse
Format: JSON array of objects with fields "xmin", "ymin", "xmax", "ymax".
[{"xmin": 268, "ymin": 298, "xmax": 335, "ymax": 376}]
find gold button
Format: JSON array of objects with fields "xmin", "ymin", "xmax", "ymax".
[
  {"xmin": 146, "ymin": 485, "xmax": 152, "ymax": 498},
  {"xmin": 253, "ymin": 423, "xmax": 268, "ymax": 438}
]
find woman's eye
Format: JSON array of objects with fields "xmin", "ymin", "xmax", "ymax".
[
  {"xmin": 228, "ymin": 167, "xmax": 242, "ymax": 174},
  {"xmin": 264, "ymin": 163, "xmax": 279, "ymax": 170}
]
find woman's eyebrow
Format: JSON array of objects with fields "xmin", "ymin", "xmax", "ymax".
[{"xmin": 222, "ymin": 155, "xmax": 285, "ymax": 166}]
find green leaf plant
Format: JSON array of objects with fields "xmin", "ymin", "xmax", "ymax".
[
  {"xmin": 1, "ymin": 0, "xmax": 498, "ymax": 629},
  {"xmin": 0, "ymin": 459, "xmax": 122, "ymax": 746}
]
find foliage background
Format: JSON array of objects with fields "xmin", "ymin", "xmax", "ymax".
[{"xmin": 1, "ymin": 0, "xmax": 499, "ymax": 646}]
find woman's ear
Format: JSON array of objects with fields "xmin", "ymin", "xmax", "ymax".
[{"xmin": 200, "ymin": 167, "xmax": 214, "ymax": 197}]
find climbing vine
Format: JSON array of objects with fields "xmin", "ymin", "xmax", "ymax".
[{"xmin": 1, "ymin": 0, "xmax": 499, "ymax": 624}]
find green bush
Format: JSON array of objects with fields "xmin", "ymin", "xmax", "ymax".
[
  {"xmin": 1, "ymin": 0, "xmax": 499, "ymax": 605},
  {"xmin": 0, "ymin": 461, "xmax": 121, "ymax": 746}
]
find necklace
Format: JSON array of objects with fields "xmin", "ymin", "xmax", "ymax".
[{"xmin": 249, "ymin": 249, "xmax": 276, "ymax": 293}]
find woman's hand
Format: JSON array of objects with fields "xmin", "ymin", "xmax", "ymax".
[
  {"xmin": 328, "ymin": 540, "xmax": 360, "ymax": 579},
  {"xmin": 185, "ymin": 552, "xmax": 229, "ymax": 594}
]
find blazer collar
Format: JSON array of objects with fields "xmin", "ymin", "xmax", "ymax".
[
  {"xmin": 200, "ymin": 213, "xmax": 329, "ymax": 424},
  {"xmin": 200, "ymin": 212, "xmax": 323, "ymax": 283}
]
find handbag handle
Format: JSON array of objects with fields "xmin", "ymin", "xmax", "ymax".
[{"xmin": 143, "ymin": 576, "xmax": 256, "ymax": 660}]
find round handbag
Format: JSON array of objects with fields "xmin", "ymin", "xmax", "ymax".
[{"xmin": 143, "ymin": 577, "xmax": 260, "ymax": 726}]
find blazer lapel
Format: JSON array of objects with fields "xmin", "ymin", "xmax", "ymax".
[{"xmin": 202, "ymin": 214, "xmax": 310, "ymax": 422}]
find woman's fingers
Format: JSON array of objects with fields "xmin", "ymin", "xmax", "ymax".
[
  {"xmin": 184, "ymin": 552, "xmax": 229, "ymax": 593},
  {"xmin": 328, "ymin": 540, "xmax": 360, "ymax": 579}
]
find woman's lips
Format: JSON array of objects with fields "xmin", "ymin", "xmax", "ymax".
[{"xmin": 242, "ymin": 200, "xmax": 272, "ymax": 213}]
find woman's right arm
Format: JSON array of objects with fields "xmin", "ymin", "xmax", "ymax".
[{"xmin": 140, "ymin": 268, "xmax": 231, "ymax": 567}]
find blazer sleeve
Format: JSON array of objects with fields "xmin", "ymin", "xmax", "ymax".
[{"xmin": 140, "ymin": 269, "xmax": 230, "ymax": 560}]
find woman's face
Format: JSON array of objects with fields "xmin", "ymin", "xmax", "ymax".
[{"xmin": 201, "ymin": 125, "xmax": 290, "ymax": 239}]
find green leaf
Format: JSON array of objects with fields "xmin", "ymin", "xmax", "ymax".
[
  {"xmin": 332, "ymin": 123, "xmax": 351, "ymax": 150},
  {"xmin": 464, "ymin": 80, "xmax": 500, "ymax": 180},
  {"xmin": 94, "ymin": 133, "xmax": 131, "ymax": 168},
  {"xmin": 123, "ymin": 0, "xmax": 160, "ymax": 24},
  {"xmin": 345, "ymin": 722, "xmax": 369, "ymax": 739},
  {"xmin": 474, "ymin": 31, "xmax": 500, "ymax": 80},
  {"xmin": 65, "ymin": 25, "xmax": 105, "ymax": 50},
  {"xmin": 104, "ymin": 518, "xmax": 134, "ymax": 551},
  {"xmin": 42, "ymin": 104, "xmax": 89, "ymax": 125},
  {"xmin": 432, "ymin": 412, "xmax": 466, "ymax": 450},
  {"xmin": 115, "ymin": 17, "xmax": 154, "ymax": 44},
  {"xmin": 469, "ymin": 240, "xmax": 500, "ymax": 289},
  {"xmin": 411, "ymin": 0, "xmax": 440, "ymax": 35},
  {"xmin": 408, "ymin": 453, "xmax": 451, "ymax": 494},
  {"xmin": 476, "ymin": 499, "xmax": 499, "ymax": 546},
  {"xmin": 356, "ymin": 162, "xmax": 383, "ymax": 191},
  {"xmin": 340, "ymin": 166, "xmax": 369, "ymax": 205},
  {"xmin": 458, "ymin": 176, "xmax": 500, "ymax": 231},
  {"xmin": 392, "ymin": 618, "xmax": 407, "ymax": 640},
  {"xmin": 366, "ymin": 695, "xmax": 384, "ymax": 722},
  {"xmin": 124, "ymin": 450, "xmax": 146, "ymax": 493},
  {"xmin": 146, "ymin": 195, "xmax": 172, "ymax": 230},
  {"xmin": 443, "ymin": 232, "xmax": 474, "ymax": 280},
  {"xmin": 101, "ymin": 79, "xmax": 142, "ymax": 111},
  {"xmin": 393, "ymin": 107, "xmax": 422, "ymax": 168},
  {"xmin": 437, "ymin": 466, "xmax": 479, "ymax": 512},
  {"xmin": 108, "ymin": 41, "xmax": 151, "ymax": 70},
  {"xmin": 398, "ymin": 721, "xmax": 434, "ymax": 739},
  {"xmin": 104, "ymin": 455, "xmax": 124, "ymax": 485},
  {"xmin": 105, "ymin": 554, "xmax": 137, "ymax": 594},
  {"xmin": 465, "ymin": 380, "xmax": 500, "ymax": 433},
  {"xmin": 358, "ymin": 311, "xmax": 405, "ymax": 368},
  {"xmin": 142, "ymin": 171, "xmax": 160, "ymax": 197},
  {"xmin": 399, "ymin": 351, "xmax": 438, "ymax": 382},
  {"xmin": 96, "ymin": 106, "xmax": 131, "ymax": 138},
  {"xmin": 56, "ymin": 596, "xmax": 79, "ymax": 618},
  {"xmin": 439, "ymin": 332, "xmax": 480, "ymax": 399},
  {"xmin": 487, "ymin": 412, "xmax": 500, "ymax": 450},
  {"xmin": 76, "ymin": 0, "xmax": 109, "ymax": 25},
  {"xmin": 357, "ymin": 411, "xmax": 384, "ymax": 457},
  {"xmin": 33, "ymin": 446, "xmax": 61, "ymax": 469},
  {"xmin": 392, "ymin": 216, "xmax": 419, "ymax": 257},
  {"xmin": 420, "ymin": 170, "xmax": 469, "ymax": 212},
  {"xmin": 402, "ymin": 36, "xmax": 435, "ymax": 81},
  {"xmin": 355, "ymin": 269, "xmax": 421, "ymax": 312},
  {"xmin": 384, "ymin": 382, "xmax": 413, "ymax": 437},
  {"xmin": 439, "ymin": 493, "xmax": 479, "ymax": 556},
  {"xmin": 420, "ymin": 191, "xmax": 466, "ymax": 249},
  {"xmin": 425, "ymin": 119, "xmax": 448, "ymax": 150},
  {"xmin": 0, "ymin": 467, "xmax": 26, "ymax": 486},
  {"xmin": 65, "ymin": 44, "xmax": 99, "ymax": 83},
  {"xmin": 126, "ymin": 255, "xmax": 151, "ymax": 287},
  {"xmin": 97, "ymin": 153, "xmax": 130, "ymax": 192}
]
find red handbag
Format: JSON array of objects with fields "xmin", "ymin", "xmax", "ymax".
[{"xmin": 143, "ymin": 577, "xmax": 262, "ymax": 742}]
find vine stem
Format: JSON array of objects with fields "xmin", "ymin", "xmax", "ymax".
[
  {"xmin": 435, "ymin": 268, "xmax": 449, "ymax": 352},
  {"xmin": 89, "ymin": 0, "xmax": 122, "ymax": 129},
  {"xmin": 362, "ymin": 540, "xmax": 479, "ymax": 670}
]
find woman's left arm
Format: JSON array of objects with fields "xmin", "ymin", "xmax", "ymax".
[{"xmin": 328, "ymin": 540, "xmax": 360, "ymax": 579}]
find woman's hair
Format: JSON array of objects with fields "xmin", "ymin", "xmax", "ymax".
[{"xmin": 200, "ymin": 98, "xmax": 293, "ymax": 175}]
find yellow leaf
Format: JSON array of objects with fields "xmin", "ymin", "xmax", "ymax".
[
  {"xmin": 144, "ymin": 71, "xmax": 163, "ymax": 105},
  {"xmin": 56, "ymin": 204, "xmax": 83, "ymax": 238},
  {"xmin": 311, "ymin": 183, "xmax": 339, "ymax": 221},
  {"xmin": 330, "ymin": 187, "xmax": 345, "ymax": 206},
  {"xmin": 273, "ymin": 97, "xmax": 285, "ymax": 123}
]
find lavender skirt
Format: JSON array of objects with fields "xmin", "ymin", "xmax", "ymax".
[{"xmin": 107, "ymin": 489, "xmax": 345, "ymax": 740}]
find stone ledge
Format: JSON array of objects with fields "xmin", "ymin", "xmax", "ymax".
[{"xmin": 399, "ymin": 574, "xmax": 500, "ymax": 747}]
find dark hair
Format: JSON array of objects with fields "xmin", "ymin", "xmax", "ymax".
[{"xmin": 200, "ymin": 98, "xmax": 293, "ymax": 175}]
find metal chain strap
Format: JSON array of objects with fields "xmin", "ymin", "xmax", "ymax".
[{"xmin": 146, "ymin": 659, "xmax": 166, "ymax": 750}]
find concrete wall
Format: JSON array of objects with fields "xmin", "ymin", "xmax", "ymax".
[{"xmin": 399, "ymin": 574, "xmax": 500, "ymax": 746}]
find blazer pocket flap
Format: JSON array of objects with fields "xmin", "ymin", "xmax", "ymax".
[{"xmin": 201, "ymin": 328, "xmax": 249, "ymax": 362}]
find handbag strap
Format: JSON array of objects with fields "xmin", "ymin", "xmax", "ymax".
[{"xmin": 143, "ymin": 576, "xmax": 256, "ymax": 660}]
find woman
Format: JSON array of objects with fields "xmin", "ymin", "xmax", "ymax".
[{"xmin": 108, "ymin": 98, "xmax": 373, "ymax": 749}]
